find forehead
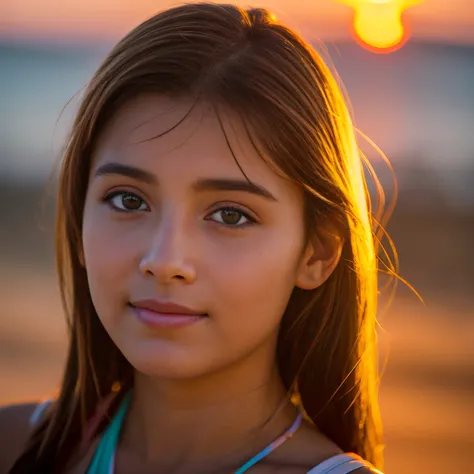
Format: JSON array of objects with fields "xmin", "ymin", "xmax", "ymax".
[{"xmin": 92, "ymin": 94, "xmax": 300, "ymax": 199}]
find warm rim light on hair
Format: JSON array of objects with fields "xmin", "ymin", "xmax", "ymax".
[{"xmin": 337, "ymin": 0, "xmax": 425, "ymax": 53}]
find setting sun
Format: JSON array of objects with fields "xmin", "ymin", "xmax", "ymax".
[{"xmin": 337, "ymin": 0, "xmax": 425, "ymax": 53}]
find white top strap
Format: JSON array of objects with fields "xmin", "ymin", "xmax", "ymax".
[
  {"xmin": 306, "ymin": 453, "xmax": 375, "ymax": 474},
  {"xmin": 29, "ymin": 399, "xmax": 52, "ymax": 426}
]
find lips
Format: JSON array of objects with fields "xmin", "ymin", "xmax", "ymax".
[
  {"xmin": 130, "ymin": 299, "xmax": 206, "ymax": 316},
  {"xmin": 128, "ymin": 299, "xmax": 207, "ymax": 329}
]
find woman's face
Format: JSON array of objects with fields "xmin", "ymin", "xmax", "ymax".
[{"xmin": 82, "ymin": 95, "xmax": 310, "ymax": 378}]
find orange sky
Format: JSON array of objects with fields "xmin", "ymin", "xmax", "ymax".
[{"xmin": 1, "ymin": 0, "xmax": 473, "ymax": 44}]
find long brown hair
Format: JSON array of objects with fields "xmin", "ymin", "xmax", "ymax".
[{"xmin": 11, "ymin": 3, "xmax": 389, "ymax": 471}]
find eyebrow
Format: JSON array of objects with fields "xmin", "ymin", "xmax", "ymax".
[
  {"xmin": 95, "ymin": 162, "xmax": 157, "ymax": 185},
  {"xmin": 93, "ymin": 162, "xmax": 278, "ymax": 202}
]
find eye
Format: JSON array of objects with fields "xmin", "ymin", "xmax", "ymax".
[
  {"xmin": 206, "ymin": 207, "xmax": 256, "ymax": 228},
  {"xmin": 103, "ymin": 191, "xmax": 150, "ymax": 212}
]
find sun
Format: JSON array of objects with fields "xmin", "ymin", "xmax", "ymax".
[{"xmin": 337, "ymin": 0, "xmax": 425, "ymax": 53}]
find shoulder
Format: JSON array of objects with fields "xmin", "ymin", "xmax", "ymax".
[
  {"xmin": 0, "ymin": 402, "xmax": 43, "ymax": 472},
  {"xmin": 261, "ymin": 420, "xmax": 384, "ymax": 474},
  {"xmin": 0, "ymin": 402, "xmax": 39, "ymax": 446},
  {"xmin": 259, "ymin": 420, "xmax": 343, "ymax": 473}
]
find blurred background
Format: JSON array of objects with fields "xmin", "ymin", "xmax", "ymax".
[{"xmin": 1, "ymin": 1, "xmax": 473, "ymax": 473}]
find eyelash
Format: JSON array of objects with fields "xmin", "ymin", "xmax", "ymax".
[{"xmin": 102, "ymin": 191, "xmax": 258, "ymax": 228}]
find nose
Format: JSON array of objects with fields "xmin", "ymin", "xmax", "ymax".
[{"xmin": 138, "ymin": 213, "xmax": 197, "ymax": 285}]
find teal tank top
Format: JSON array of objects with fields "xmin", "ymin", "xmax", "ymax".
[
  {"xmin": 86, "ymin": 392, "xmax": 132, "ymax": 474},
  {"xmin": 85, "ymin": 392, "xmax": 307, "ymax": 474},
  {"xmin": 28, "ymin": 396, "xmax": 379, "ymax": 473}
]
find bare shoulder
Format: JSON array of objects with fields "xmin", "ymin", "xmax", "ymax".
[
  {"xmin": 259, "ymin": 419, "xmax": 342, "ymax": 473},
  {"xmin": 0, "ymin": 402, "xmax": 40, "ymax": 472},
  {"xmin": 259, "ymin": 420, "xmax": 384, "ymax": 474}
]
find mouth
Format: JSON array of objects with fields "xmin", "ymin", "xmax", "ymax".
[{"xmin": 128, "ymin": 300, "xmax": 208, "ymax": 329}]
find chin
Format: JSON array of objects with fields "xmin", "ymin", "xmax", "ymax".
[{"xmin": 121, "ymin": 340, "xmax": 219, "ymax": 380}]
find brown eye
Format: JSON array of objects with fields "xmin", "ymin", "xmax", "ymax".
[
  {"xmin": 105, "ymin": 191, "xmax": 149, "ymax": 212},
  {"xmin": 207, "ymin": 207, "xmax": 255, "ymax": 227},
  {"xmin": 220, "ymin": 209, "xmax": 243, "ymax": 225}
]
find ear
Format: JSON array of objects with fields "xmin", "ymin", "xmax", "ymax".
[{"xmin": 295, "ymin": 226, "xmax": 344, "ymax": 290}]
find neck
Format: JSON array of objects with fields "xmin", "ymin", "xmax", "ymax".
[{"xmin": 120, "ymin": 345, "xmax": 296, "ymax": 472}]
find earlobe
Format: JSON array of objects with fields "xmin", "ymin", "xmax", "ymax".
[{"xmin": 295, "ymin": 233, "xmax": 344, "ymax": 290}]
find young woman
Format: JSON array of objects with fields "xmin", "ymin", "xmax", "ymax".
[{"xmin": 1, "ymin": 3, "xmax": 388, "ymax": 473}]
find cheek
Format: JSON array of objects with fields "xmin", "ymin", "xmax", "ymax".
[
  {"xmin": 208, "ymin": 231, "xmax": 301, "ymax": 339},
  {"xmin": 82, "ymin": 207, "xmax": 135, "ymax": 319}
]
